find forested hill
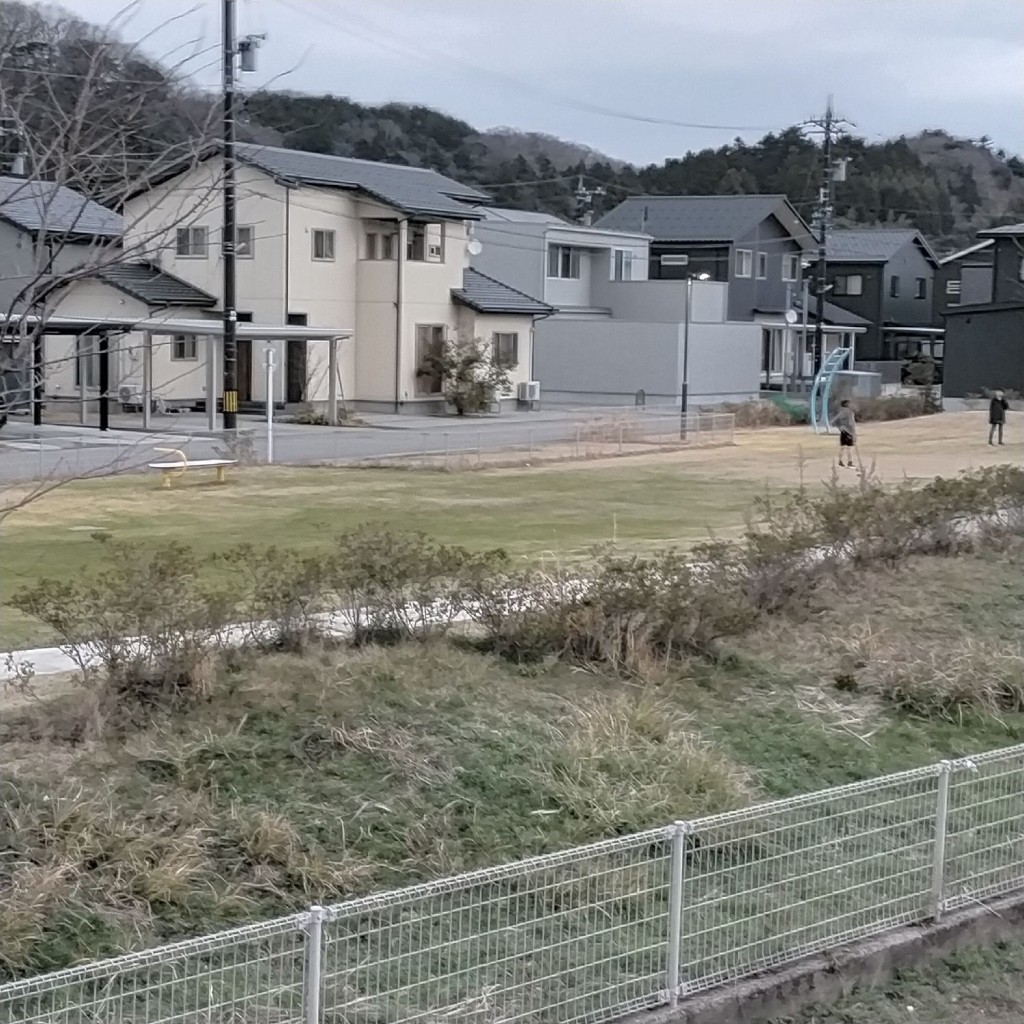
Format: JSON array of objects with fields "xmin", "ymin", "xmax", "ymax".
[
  {"xmin": 243, "ymin": 93, "xmax": 1024, "ymax": 251},
  {"xmin": 3, "ymin": 1, "xmax": 1023, "ymax": 253}
]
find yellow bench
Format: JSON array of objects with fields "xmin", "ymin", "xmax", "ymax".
[{"xmin": 148, "ymin": 447, "xmax": 237, "ymax": 489}]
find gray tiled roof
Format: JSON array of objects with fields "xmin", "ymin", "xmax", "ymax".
[
  {"xmin": 793, "ymin": 296, "xmax": 873, "ymax": 327},
  {"xmin": 977, "ymin": 222, "xmax": 1024, "ymax": 237},
  {"xmin": 0, "ymin": 176, "xmax": 122, "ymax": 238},
  {"xmin": 96, "ymin": 262, "xmax": 216, "ymax": 308},
  {"xmin": 453, "ymin": 268, "xmax": 553, "ymax": 315},
  {"xmin": 826, "ymin": 229, "xmax": 938, "ymax": 265},
  {"xmin": 235, "ymin": 144, "xmax": 489, "ymax": 219},
  {"xmin": 481, "ymin": 207, "xmax": 568, "ymax": 225},
  {"xmin": 595, "ymin": 194, "xmax": 798, "ymax": 242}
]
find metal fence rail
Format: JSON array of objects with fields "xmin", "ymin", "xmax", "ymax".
[{"xmin": 3, "ymin": 746, "xmax": 1023, "ymax": 1024}]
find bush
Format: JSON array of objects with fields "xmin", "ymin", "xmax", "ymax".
[
  {"xmin": 724, "ymin": 399, "xmax": 806, "ymax": 429},
  {"xmin": 843, "ymin": 392, "xmax": 940, "ymax": 422},
  {"xmin": 13, "ymin": 542, "xmax": 234, "ymax": 728},
  {"xmin": 424, "ymin": 336, "xmax": 512, "ymax": 415}
]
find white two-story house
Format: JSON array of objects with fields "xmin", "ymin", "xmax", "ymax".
[{"xmin": 125, "ymin": 145, "xmax": 551, "ymax": 413}]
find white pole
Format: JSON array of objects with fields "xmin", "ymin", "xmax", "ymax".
[
  {"xmin": 264, "ymin": 348, "xmax": 276, "ymax": 464},
  {"xmin": 327, "ymin": 336, "xmax": 338, "ymax": 426}
]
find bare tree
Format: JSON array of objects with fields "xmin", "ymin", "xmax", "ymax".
[{"xmin": 0, "ymin": 1, "xmax": 224, "ymax": 430}]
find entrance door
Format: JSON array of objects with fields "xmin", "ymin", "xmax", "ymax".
[
  {"xmin": 286, "ymin": 313, "xmax": 308, "ymax": 403},
  {"xmin": 237, "ymin": 339, "xmax": 252, "ymax": 403}
]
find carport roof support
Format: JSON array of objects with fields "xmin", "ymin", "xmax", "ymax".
[{"xmin": 0, "ymin": 314, "xmax": 352, "ymax": 340}]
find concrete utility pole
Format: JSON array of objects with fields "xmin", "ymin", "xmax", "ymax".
[
  {"xmin": 802, "ymin": 97, "xmax": 853, "ymax": 374},
  {"xmin": 573, "ymin": 176, "xmax": 606, "ymax": 227},
  {"xmin": 221, "ymin": 1, "xmax": 264, "ymax": 430}
]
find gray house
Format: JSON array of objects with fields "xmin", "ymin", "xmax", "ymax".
[
  {"xmin": 595, "ymin": 194, "xmax": 815, "ymax": 321},
  {"xmin": 942, "ymin": 223, "xmax": 1024, "ymax": 399},
  {"xmin": 820, "ymin": 229, "xmax": 941, "ymax": 364}
]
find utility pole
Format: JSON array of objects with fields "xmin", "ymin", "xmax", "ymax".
[
  {"xmin": 802, "ymin": 96, "xmax": 853, "ymax": 376},
  {"xmin": 221, "ymin": 1, "xmax": 264, "ymax": 430}
]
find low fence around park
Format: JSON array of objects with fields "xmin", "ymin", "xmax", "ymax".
[
  {"xmin": 3, "ymin": 743, "xmax": 1023, "ymax": 1024},
  {"xmin": 358, "ymin": 411, "xmax": 736, "ymax": 472}
]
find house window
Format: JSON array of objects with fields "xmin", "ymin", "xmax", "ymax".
[
  {"xmin": 734, "ymin": 249, "xmax": 753, "ymax": 278},
  {"xmin": 408, "ymin": 222, "xmax": 444, "ymax": 262},
  {"xmin": 175, "ymin": 225, "xmax": 208, "ymax": 258},
  {"xmin": 945, "ymin": 279, "xmax": 961, "ymax": 296},
  {"xmin": 613, "ymin": 249, "xmax": 634, "ymax": 281},
  {"xmin": 833, "ymin": 274, "xmax": 864, "ymax": 297},
  {"xmin": 915, "ymin": 277, "xmax": 927, "ymax": 299},
  {"xmin": 756, "ymin": 252, "xmax": 768, "ymax": 279},
  {"xmin": 492, "ymin": 332, "xmax": 519, "ymax": 368},
  {"xmin": 312, "ymin": 229, "xmax": 335, "ymax": 261},
  {"xmin": 171, "ymin": 335, "xmax": 198, "ymax": 361},
  {"xmin": 782, "ymin": 254, "xmax": 800, "ymax": 282},
  {"xmin": 415, "ymin": 324, "xmax": 445, "ymax": 396},
  {"xmin": 74, "ymin": 336, "xmax": 99, "ymax": 388},
  {"xmin": 236, "ymin": 225, "xmax": 255, "ymax": 258},
  {"xmin": 547, "ymin": 244, "xmax": 581, "ymax": 279},
  {"xmin": 889, "ymin": 275, "xmax": 900, "ymax": 298},
  {"xmin": 365, "ymin": 229, "xmax": 397, "ymax": 260}
]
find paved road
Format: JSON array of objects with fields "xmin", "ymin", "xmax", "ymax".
[{"xmin": 0, "ymin": 407, "xmax": 680, "ymax": 484}]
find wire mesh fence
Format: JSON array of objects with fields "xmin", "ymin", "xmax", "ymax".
[
  {"xmin": 359, "ymin": 411, "xmax": 737, "ymax": 472},
  {"xmin": 2, "ymin": 746, "xmax": 1023, "ymax": 1024}
]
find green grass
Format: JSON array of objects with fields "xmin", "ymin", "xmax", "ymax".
[
  {"xmin": 776, "ymin": 940, "xmax": 1024, "ymax": 1023},
  {"xmin": 0, "ymin": 464, "xmax": 764, "ymax": 647}
]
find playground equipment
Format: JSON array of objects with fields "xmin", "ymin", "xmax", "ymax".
[{"xmin": 809, "ymin": 347, "xmax": 852, "ymax": 434}]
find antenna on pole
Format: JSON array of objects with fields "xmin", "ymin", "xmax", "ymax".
[{"xmin": 574, "ymin": 175, "xmax": 606, "ymax": 227}]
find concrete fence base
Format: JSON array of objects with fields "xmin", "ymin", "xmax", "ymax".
[{"xmin": 632, "ymin": 893, "xmax": 1024, "ymax": 1024}]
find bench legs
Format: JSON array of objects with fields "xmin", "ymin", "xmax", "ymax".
[
  {"xmin": 157, "ymin": 466, "xmax": 230, "ymax": 489},
  {"xmin": 161, "ymin": 471, "xmax": 173, "ymax": 489},
  {"xmin": 215, "ymin": 465, "xmax": 227, "ymax": 485}
]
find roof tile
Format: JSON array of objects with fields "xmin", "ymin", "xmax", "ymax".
[
  {"xmin": 0, "ymin": 176, "xmax": 121, "ymax": 238},
  {"xmin": 453, "ymin": 268, "xmax": 553, "ymax": 315}
]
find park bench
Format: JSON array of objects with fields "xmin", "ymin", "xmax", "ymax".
[{"xmin": 148, "ymin": 447, "xmax": 237, "ymax": 488}]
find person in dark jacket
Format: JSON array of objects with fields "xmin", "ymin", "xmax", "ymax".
[{"xmin": 989, "ymin": 390, "xmax": 1009, "ymax": 446}]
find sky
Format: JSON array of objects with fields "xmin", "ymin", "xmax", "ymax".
[{"xmin": 49, "ymin": 0, "xmax": 1024, "ymax": 164}]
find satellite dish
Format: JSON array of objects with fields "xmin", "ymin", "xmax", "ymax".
[
  {"xmin": 784, "ymin": 309, "xmax": 798, "ymax": 325},
  {"xmin": 467, "ymin": 239, "xmax": 483, "ymax": 256}
]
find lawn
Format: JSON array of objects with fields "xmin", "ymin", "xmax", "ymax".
[{"xmin": 0, "ymin": 463, "xmax": 764, "ymax": 648}]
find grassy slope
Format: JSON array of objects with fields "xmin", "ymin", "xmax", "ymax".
[
  {"xmin": 0, "ymin": 464, "xmax": 762, "ymax": 648},
  {"xmin": 775, "ymin": 940, "xmax": 1024, "ymax": 1023},
  {"xmin": 4, "ymin": 548, "xmax": 1024, "ymax": 979}
]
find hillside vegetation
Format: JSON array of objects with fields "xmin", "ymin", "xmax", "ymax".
[{"xmin": 3, "ymin": 2, "xmax": 1023, "ymax": 251}]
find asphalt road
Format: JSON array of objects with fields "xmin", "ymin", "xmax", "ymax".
[{"xmin": 0, "ymin": 407, "xmax": 679, "ymax": 485}]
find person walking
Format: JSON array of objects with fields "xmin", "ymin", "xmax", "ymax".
[
  {"xmin": 989, "ymin": 390, "xmax": 1009, "ymax": 446},
  {"xmin": 834, "ymin": 399, "xmax": 857, "ymax": 468}
]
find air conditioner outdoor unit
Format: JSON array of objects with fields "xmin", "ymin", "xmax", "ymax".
[
  {"xmin": 659, "ymin": 254, "xmax": 690, "ymax": 266},
  {"xmin": 518, "ymin": 380, "xmax": 541, "ymax": 403}
]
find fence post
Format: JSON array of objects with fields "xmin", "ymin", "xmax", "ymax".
[
  {"xmin": 931, "ymin": 761, "xmax": 952, "ymax": 920},
  {"xmin": 305, "ymin": 904, "xmax": 324, "ymax": 1024},
  {"xmin": 666, "ymin": 820, "xmax": 687, "ymax": 1006}
]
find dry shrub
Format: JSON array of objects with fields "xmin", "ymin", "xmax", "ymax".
[
  {"xmin": 846, "ymin": 392, "xmax": 939, "ymax": 422},
  {"xmin": 830, "ymin": 626, "xmax": 1024, "ymax": 721},
  {"xmin": 724, "ymin": 400, "xmax": 805, "ymax": 429},
  {"xmin": 536, "ymin": 693, "xmax": 750, "ymax": 840}
]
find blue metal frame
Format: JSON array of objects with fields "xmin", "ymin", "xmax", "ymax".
[{"xmin": 810, "ymin": 347, "xmax": 852, "ymax": 434}]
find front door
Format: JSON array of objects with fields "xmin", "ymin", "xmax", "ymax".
[{"xmin": 237, "ymin": 339, "xmax": 252, "ymax": 403}]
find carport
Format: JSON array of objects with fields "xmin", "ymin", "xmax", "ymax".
[{"xmin": 0, "ymin": 314, "xmax": 353, "ymax": 431}]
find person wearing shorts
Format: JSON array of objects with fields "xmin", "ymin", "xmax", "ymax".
[{"xmin": 834, "ymin": 399, "xmax": 856, "ymax": 468}]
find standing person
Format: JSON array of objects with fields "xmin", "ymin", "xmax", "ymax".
[
  {"xmin": 834, "ymin": 399, "xmax": 857, "ymax": 468},
  {"xmin": 989, "ymin": 390, "xmax": 1009, "ymax": 445}
]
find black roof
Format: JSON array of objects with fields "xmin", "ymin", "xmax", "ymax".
[
  {"xmin": 0, "ymin": 175, "xmax": 122, "ymax": 238},
  {"xmin": 96, "ymin": 262, "xmax": 217, "ymax": 308},
  {"xmin": 827, "ymin": 229, "xmax": 939, "ymax": 267},
  {"xmin": 452, "ymin": 268, "xmax": 553, "ymax": 316},
  {"xmin": 235, "ymin": 144, "xmax": 490, "ymax": 219},
  {"xmin": 595, "ymin": 194, "xmax": 814, "ymax": 248}
]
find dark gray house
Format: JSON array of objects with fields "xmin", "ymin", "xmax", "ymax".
[
  {"xmin": 594, "ymin": 195, "xmax": 815, "ymax": 321},
  {"xmin": 820, "ymin": 229, "xmax": 941, "ymax": 363},
  {"xmin": 934, "ymin": 239, "xmax": 994, "ymax": 322},
  {"xmin": 942, "ymin": 223, "xmax": 1024, "ymax": 399}
]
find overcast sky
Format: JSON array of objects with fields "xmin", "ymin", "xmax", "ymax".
[{"xmin": 53, "ymin": 0, "xmax": 1024, "ymax": 164}]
